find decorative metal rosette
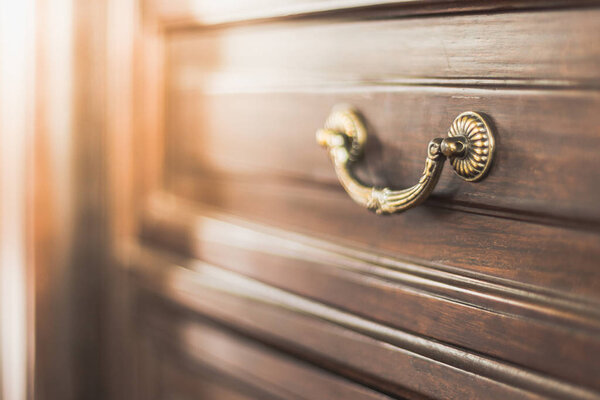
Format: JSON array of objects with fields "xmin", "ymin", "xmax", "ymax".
[{"xmin": 447, "ymin": 111, "xmax": 495, "ymax": 182}]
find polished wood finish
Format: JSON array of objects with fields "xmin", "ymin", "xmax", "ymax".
[
  {"xmin": 165, "ymin": 9, "xmax": 600, "ymax": 84},
  {"xmin": 165, "ymin": 89, "xmax": 600, "ymax": 224},
  {"xmin": 21, "ymin": 0, "xmax": 598, "ymax": 399},
  {"xmin": 140, "ymin": 297, "xmax": 397, "ymax": 400},
  {"xmin": 167, "ymin": 175, "xmax": 600, "ymax": 302},
  {"xmin": 131, "ymin": 245, "xmax": 597, "ymax": 399},
  {"xmin": 117, "ymin": 2, "xmax": 600, "ymax": 399},
  {"xmin": 164, "ymin": 8, "xmax": 600, "ymax": 223},
  {"xmin": 139, "ymin": 201, "xmax": 600, "ymax": 392}
]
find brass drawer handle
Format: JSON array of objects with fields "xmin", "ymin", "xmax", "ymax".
[{"xmin": 316, "ymin": 106, "xmax": 495, "ymax": 214}]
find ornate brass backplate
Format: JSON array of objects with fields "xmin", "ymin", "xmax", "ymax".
[
  {"xmin": 446, "ymin": 111, "xmax": 495, "ymax": 182},
  {"xmin": 316, "ymin": 106, "xmax": 495, "ymax": 214}
]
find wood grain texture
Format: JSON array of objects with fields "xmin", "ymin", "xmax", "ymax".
[
  {"xmin": 165, "ymin": 9, "xmax": 600, "ymax": 225},
  {"xmin": 130, "ymin": 247, "xmax": 600, "ymax": 400},
  {"xmin": 139, "ymin": 200, "xmax": 600, "ymax": 391},
  {"xmin": 165, "ymin": 88, "xmax": 600, "ymax": 225},
  {"xmin": 110, "ymin": 2, "xmax": 600, "ymax": 399},
  {"xmin": 168, "ymin": 175, "xmax": 600, "ymax": 302},
  {"xmin": 167, "ymin": 9, "xmax": 600, "ymax": 85}
]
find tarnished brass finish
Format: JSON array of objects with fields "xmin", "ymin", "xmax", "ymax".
[
  {"xmin": 316, "ymin": 106, "xmax": 495, "ymax": 214},
  {"xmin": 447, "ymin": 111, "xmax": 495, "ymax": 182}
]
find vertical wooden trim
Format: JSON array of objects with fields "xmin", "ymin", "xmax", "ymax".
[
  {"xmin": 68, "ymin": 0, "xmax": 109, "ymax": 398},
  {"xmin": 31, "ymin": 0, "xmax": 77, "ymax": 399},
  {"xmin": 135, "ymin": 2, "xmax": 166, "ymax": 221},
  {"xmin": 107, "ymin": 0, "xmax": 135, "ymax": 247},
  {"xmin": 104, "ymin": 1, "xmax": 137, "ymax": 399}
]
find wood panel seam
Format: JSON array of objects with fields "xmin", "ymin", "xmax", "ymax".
[
  {"xmin": 143, "ymin": 195, "xmax": 600, "ymax": 318},
  {"xmin": 130, "ymin": 247, "xmax": 600, "ymax": 399},
  {"xmin": 174, "ymin": 172, "xmax": 600, "ymax": 233}
]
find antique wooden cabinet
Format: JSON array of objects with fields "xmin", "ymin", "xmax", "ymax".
[{"xmin": 64, "ymin": 0, "xmax": 600, "ymax": 399}]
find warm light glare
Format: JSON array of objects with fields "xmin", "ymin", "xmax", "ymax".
[{"xmin": 0, "ymin": 0, "xmax": 36, "ymax": 399}]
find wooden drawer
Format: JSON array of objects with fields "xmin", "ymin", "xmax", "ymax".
[
  {"xmin": 134, "ymin": 295, "xmax": 395, "ymax": 400},
  {"xmin": 132, "ymin": 2, "xmax": 600, "ymax": 400}
]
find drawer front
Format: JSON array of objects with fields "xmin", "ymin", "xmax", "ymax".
[
  {"xmin": 132, "ymin": 2, "xmax": 600, "ymax": 400},
  {"xmin": 133, "ymin": 295, "xmax": 394, "ymax": 400}
]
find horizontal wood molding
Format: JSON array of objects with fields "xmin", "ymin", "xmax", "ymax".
[
  {"xmin": 139, "ymin": 197, "xmax": 600, "ymax": 392},
  {"xmin": 150, "ymin": 0, "xmax": 600, "ymax": 28},
  {"xmin": 130, "ymin": 245, "xmax": 600, "ymax": 400},
  {"xmin": 144, "ymin": 306, "xmax": 397, "ymax": 400},
  {"xmin": 165, "ymin": 175, "xmax": 600, "ymax": 301},
  {"xmin": 141, "ymin": 199, "xmax": 600, "ymax": 319},
  {"xmin": 159, "ymin": 360, "xmax": 270, "ymax": 400},
  {"xmin": 128, "ymin": 4, "xmax": 600, "ymax": 399}
]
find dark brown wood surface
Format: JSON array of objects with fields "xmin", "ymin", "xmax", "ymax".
[
  {"xmin": 141, "ymin": 301, "xmax": 398, "ymax": 400},
  {"xmin": 139, "ymin": 200, "xmax": 600, "ymax": 392},
  {"xmin": 130, "ymin": 245, "xmax": 600, "ymax": 399},
  {"xmin": 167, "ymin": 175, "xmax": 600, "ymax": 302},
  {"xmin": 165, "ymin": 8, "xmax": 600, "ymax": 224},
  {"xmin": 166, "ymin": 9, "xmax": 600, "ymax": 84},
  {"xmin": 165, "ymin": 89, "xmax": 600, "ymax": 225},
  {"xmin": 97, "ymin": 1, "xmax": 600, "ymax": 400}
]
